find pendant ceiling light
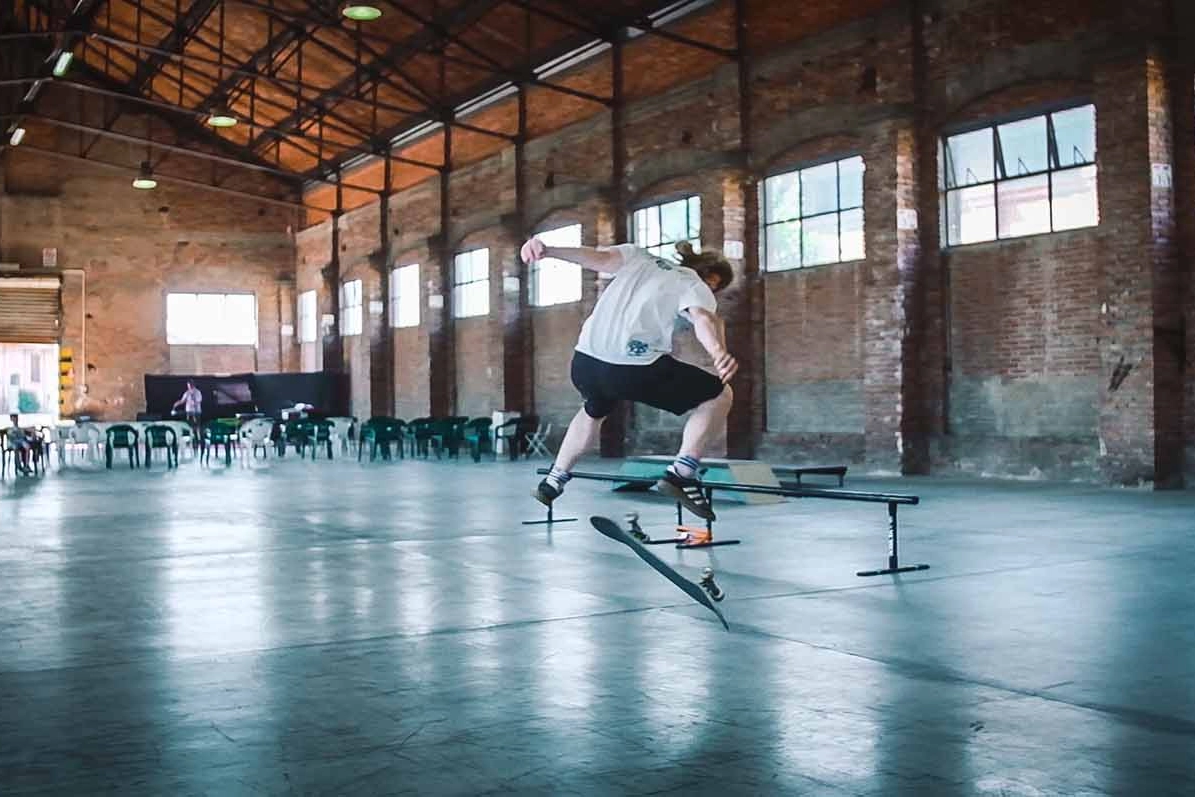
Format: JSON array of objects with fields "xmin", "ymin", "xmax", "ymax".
[
  {"xmin": 132, "ymin": 161, "xmax": 158, "ymax": 190},
  {"xmin": 342, "ymin": 3, "xmax": 382, "ymax": 21}
]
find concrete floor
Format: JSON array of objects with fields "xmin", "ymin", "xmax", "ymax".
[{"xmin": 1, "ymin": 453, "xmax": 1194, "ymax": 796}]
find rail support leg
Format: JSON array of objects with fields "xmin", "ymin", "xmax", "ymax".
[
  {"xmin": 856, "ymin": 501, "xmax": 930, "ymax": 577},
  {"xmin": 522, "ymin": 501, "xmax": 578, "ymax": 526},
  {"xmin": 675, "ymin": 487, "xmax": 740, "ymax": 549}
]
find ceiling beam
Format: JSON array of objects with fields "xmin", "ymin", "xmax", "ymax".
[
  {"xmin": 258, "ymin": 0, "xmax": 505, "ymax": 161},
  {"xmin": 124, "ymin": 0, "xmax": 221, "ymax": 96}
]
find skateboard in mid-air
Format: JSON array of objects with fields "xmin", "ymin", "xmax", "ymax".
[{"xmin": 590, "ymin": 515, "xmax": 729, "ymax": 631}]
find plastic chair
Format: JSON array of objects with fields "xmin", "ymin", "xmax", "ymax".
[
  {"xmin": 358, "ymin": 417, "xmax": 401, "ymax": 462},
  {"xmin": 240, "ymin": 418, "xmax": 275, "ymax": 459},
  {"xmin": 143, "ymin": 424, "xmax": 179, "ymax": 469},
  {"xmin": 408, "ymin": 418, "xmax": 436, "ymax": 458},
  {"xmin": 2, "ymin": 430, "xmax": 43, "ymax": 477},
  {"xmin": 463, "ymin": 418, "xmax": 493, "ymax": 462},
  {"xmin": 160, "ymin": 421, "xmax": 195, "ymax": 460},
  {"xmin": 67, "ymin": 423, "xmax": 103, "ymax": 464},
  {"xmin": 493, "ymin": 417, "xmax": 524, "ymax": 460},
  {"xmin": 201, "ymin": 420, "xmax": 236, "ymax": 466},
  {"xmin": 524, "ymin": 422, "xmax": 553, "ymax": 459},
  {"xmin": 105, "ymin": 424, "xmax": 141, "ymax": 469},
  {"xmin": 275, "ymin": 419, "xmax": 310, "ymax": 458},
  {"xmin": 429, "ymin": 416, "xmax": 470, "ymax": 459},
  {"xmin": 327, "ymin": 416, "xmax": 357, "ymax": 456},
  {"xmin": 298, "ymin": 419, "xmax": 334, "ymax": 460}
]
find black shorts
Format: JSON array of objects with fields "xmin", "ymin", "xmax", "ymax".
[{"xmin": 571, "ymin": 351, "xmax": 724, "ymax": 419}]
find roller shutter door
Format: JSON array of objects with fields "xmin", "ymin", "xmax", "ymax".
[{"xmin": 0, "ymin": 278, "xmax": 61, "ymax": 344}]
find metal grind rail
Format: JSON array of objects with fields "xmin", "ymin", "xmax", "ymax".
[{"xmin": 530, "ymin": 468, "xmax": 928, "ymax": 577}]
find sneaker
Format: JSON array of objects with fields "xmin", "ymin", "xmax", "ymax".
[
  {"xmin": 656, "ymin": 470, "xmax": 716, "ymax": 521},
  {"xmin": 674, "ymin": 525, "xmax": 712, "ymax": 546},
  {"xmin": 532, "ymin": 478, "xmax": 561, "ymax": 507}
]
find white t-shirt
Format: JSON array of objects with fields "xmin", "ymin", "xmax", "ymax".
[{"xmin": 575, "ymin": 244, "xmax": 717, "ymax": 365}]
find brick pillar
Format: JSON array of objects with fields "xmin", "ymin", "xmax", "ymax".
[
  {"xmin": 276, "ymin": 276, "xmax": 297, "ymax": 372},
  {"xmin": 426, "ymin": 233, "xmax": 454, "ymax": 417},
  {"xmin": 499, "ymin": 216, "xmax": 530, "ymax": 414},
  {"xmin": 1175, "ymin": 52, "xmax": 1195, "ymax": 484},
  {"xmin": 721, "ymin": 171, "xmax": 764, "ymax": 458},
  {"xmin": 1093, "ymin": 55, "xmax": 1170, "ymax": 484},
  {"xmin": 1151, "ymin": 52, "xmax": 1186, "ymax": 488},
  {"xmin": 862, "ymin": 122, "xmax": 916, "ymax": 472}
]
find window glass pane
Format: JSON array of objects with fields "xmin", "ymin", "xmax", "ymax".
[
  {"xmin": 644, "ymin": 208, "xmax": 661, "ymax": 246},
  {"xmin": 945, "ymin": 128, "xmax": 995, "ymax": 187},
  {"xmin": 840, "ymin": 208, "xmax": 865, "ymax": 261},
  {"xmin": 225, "ymin": 294, "xmax": 257, "ymax": 345},
  {"xmin": 764, "ymin": 220, "xmax": 801, "ymax": 272},
  {"xmin": 838, "ymin": 156, "xmax": 864, "ymax": 209},
  {"xmin": 1051, "ymin": 165, "xmax": 1099, "ymax": 231},
  {"xmin": 801, "ymin": 161, "xmax": 838, "ymax": 216},
  {"xmin": 1052, "ymin": 105, "xmax": 1096, "ymax": 167},
  {"xmin": 533, "ymin": 224, "xmax": 582, "ymax": 307},
  {"xmin": 764, "ymin": 171, "xmax": 800, "ymax": 223},
  {"xmin": 394, "ymin": 265, "xmax": 419, "ymax": 327},
  {"xmin": 997, "ymin": 116, "xmax": 1048, "ymax": 176},
  {"xmin": 801, "ymin": 213, "xmax": 840, "ymax": 266},
  {"xmin": 660, "ymin": 199, "xmax": 689, "ymax": 243},
  {"xmin": 997, "ymin": 174, "xmax": 1051, "ymax": 239},
  {"xmin": 686, "ymin": 197, "xmax": 701, "ymax": 238},
  {"xmin": 946, "ymin": 184, "xmax": 996, "ymax": 245},
  {"xmin": 166, "ymin": 294, "xmax": 193, "ymax": 344},
  {"xmin": 299, "ymin": 291, "xmax": 316, "ymax": 343}
]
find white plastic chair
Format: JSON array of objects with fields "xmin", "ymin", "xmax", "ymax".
[
  {"xmin": 68, "ymin": 423, "xmax": 103, "ymax": 464},
  {"xmin": 240, "ymin": 418, "xmax": 275, "ymax": 459},
  {"xmin": 327, "ymin": 416, "xmax": 356, "ymax": 456},
  {"xmin": 524, "ymin": 422, "xmax": 553, "ymax": 458},
  {"xmin": 161, "ymin": 421, "xmax": 195, "ymax": 459}
]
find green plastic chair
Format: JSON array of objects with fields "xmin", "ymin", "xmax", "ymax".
[
  {"xmin": 358, "ymin": 417, "xmax": 402, "ymax": 462},
  {"xmin": 276, "ymin": 419, "xmax": 310, "ymax": 458},
  {"xmin": 201, "ymin": 420, "xmax": 236, "ymax": 466},
  {"xmin": 297, "ymin": 419, "xmax": 334, "ymax": 460},
  {"xmin": 143, "ymin": 424, "xmax": 178, "ymax": 469},
  {"xmin": 105, "ymin": 424, "xmax": 141, "ymax": 469},
  {"xmin": 429, "ymin": 416, "xmax": 470, "ymax": 459},
  {"xmin": 463, "ymin": 418, "xmax": 493, "ymax": 462}
]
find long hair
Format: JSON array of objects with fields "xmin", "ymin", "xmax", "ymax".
[{"xmin": 675, "ymin": 241, "xmax": 734, "ymax": 291}]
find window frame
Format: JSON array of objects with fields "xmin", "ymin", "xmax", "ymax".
[
  {"xmin": 166, "ymin": 292, "xmax": 258, "ymax": 346},
  {"xmin": 453, "ymin": 248, "xmax": 490, "ymax": 319},
  {"xmin": 339, "ymin": 279, "xmax": 363, "ymax": 337},
  {"xmin": 630, "ymin": 194, "xmax": 702, "ymax": 260},
  {"xmin": 940, "ymin": 100, "xmax": 1098, "ymax": 247},
  {"xmin": 761, "ymin": 153, "xmax": 866, "ymax": 272},
  {"xmin": 530, "ymin": 223, "xmax": 583, "ymax": 308},
  {"xmin": 390, "ymin": 264, "xmax": 420, "ymax": 329}
]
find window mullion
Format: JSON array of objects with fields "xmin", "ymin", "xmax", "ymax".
[
  {"xmin": 798, "ymin": 169, "xmax": 805, "ymax": 268},
  {"xmin": 836, "ymin": 160, "xmax": 842, "ymax": 263}
]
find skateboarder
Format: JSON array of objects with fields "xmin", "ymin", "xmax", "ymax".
[{"xmin": 522, "ymin": 236, "xmax": 737, "ymax": 521}]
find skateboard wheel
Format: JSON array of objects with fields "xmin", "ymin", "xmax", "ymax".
[{"xmin": 700, "ymin": 568, "xmax": 725, "ymax": 602}]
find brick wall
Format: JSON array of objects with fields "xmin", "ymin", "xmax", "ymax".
[
  {"xmin": 0, "ymin": 150, "xmax": 295, "ymax": 419},
  {"xmin": 289, "ymin": 0, "xmax": 1193, "ymax": 485}
]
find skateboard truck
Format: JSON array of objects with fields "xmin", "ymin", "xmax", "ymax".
[{"xmin": 699, "ymin": 567, "xmax": 725, "ymax": 602}]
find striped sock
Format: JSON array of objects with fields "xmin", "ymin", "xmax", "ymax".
[
  {"xmin": 669, "ymin": 455, "xmax": 701, "ymax": 479},
  {"xmin": 546, "ymin": 466, "xmax": 572, "ymax": 490}
]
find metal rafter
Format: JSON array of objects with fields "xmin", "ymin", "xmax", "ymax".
[
  {"xmin": 258, "ymin": 0, "xmax": 504, "ymax": 159},
  {"xmin": 124, "ymin": 0, "xmax": 221, "ymax": 96},
  {"xmin": 0, "ymin": 0, "xmax": 105, "ymax": 156}
]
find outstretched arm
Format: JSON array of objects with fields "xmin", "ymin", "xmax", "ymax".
[
  {"xmin": 688, "ymin": 307, "xmax": 738, "ymax": 384},
  {"xmin": 520, "ymin": 237, "xmax": 622, "ymax": 273}
]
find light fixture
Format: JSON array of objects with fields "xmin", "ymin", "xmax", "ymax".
[
  {"xmin": 132, "ymin": 161, "xmax": 158, "ymax": 190},
  {"xmin": 206, "ymin": 108, "xmax": 238, "ymax": 128},
  {"xmin": 341, "ymin": 4, "xmax": 382, "ymax": 21},
  {"xmin": 52, "ymin": 51, "xmax": 73, "ymax": 77},
  {"xmin": 8, "ymin": 127, "xmax": 26, "ymax": 147}
]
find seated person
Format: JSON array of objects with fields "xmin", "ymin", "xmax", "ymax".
[{"xmin": 6, "ymin": 413, "xmax": 34, "ymax": 474}]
